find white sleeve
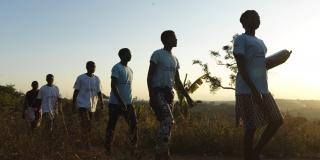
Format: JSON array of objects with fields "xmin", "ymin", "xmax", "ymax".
[
  {"xmin": 150, "ymin": 51, "xmax": 159, "ymax": 64},
  {"xmin": 73, "ymin": 76, "xmax": 81, "ymax": 90},
  {"xmin": 233, "ymin": 36, "xmax": 246, "ymax": 56},
  {"xmin": 37, "ymin": 87, "xmax": 43, "ymax": 99},
  {"xmin": 262, "ymin": 40, "xmax": 267, "ymax": 53},
  {"xmin": 111, "ymin": 66, "xmax": 120, "ymax": 79}
]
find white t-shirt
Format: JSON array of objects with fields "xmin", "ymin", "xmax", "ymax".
[
  {"xmin": 74, "ymin": 74, "xmax": 102, "ymax": 112},
  {"xmin": 37, "ymin": 85, "xmax": 61, "ymax": 114},
  {"xmin": 233, "ymin": 33, "xmax": 269, "ymax": 94},
  {"xmin": 150, "ymin": 49, "xmax": 180, "ymax": 89},
  {"xmin": 109, "ymin": 63, "xmax": 133, "ymax": 105}
]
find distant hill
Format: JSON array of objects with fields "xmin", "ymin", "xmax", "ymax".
[{"xmin": 191, "ymin": 99, "xmax": 320, "ymax": 120}]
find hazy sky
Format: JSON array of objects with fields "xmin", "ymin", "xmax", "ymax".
[{"xmin": 0, "ymin": 0, "xmax": 319, "ymax": 101}]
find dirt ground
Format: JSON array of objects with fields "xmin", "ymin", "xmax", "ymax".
[{"xmin": 68, "ymin": 146, "xmax": 316, "ymax": 160}]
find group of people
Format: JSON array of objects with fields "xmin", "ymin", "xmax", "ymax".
[{"xmin": 22, "ymin": 10, "xmax": 291, "ymax": 160}]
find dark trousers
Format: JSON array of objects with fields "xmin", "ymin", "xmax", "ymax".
[
  {"xmin": 41, "ymin": 112, "xmax": 57, "ymax": 153},
  {"xmin": 78, "ymin": 108, "xmax": 94, "ymax": 146},
  {"xmin": 105, "ymin": 104, "xmax": 138, "ymax": 148}
]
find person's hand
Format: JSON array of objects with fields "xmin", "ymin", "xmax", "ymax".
[
  {"xmin": 72, "ymin": 101, "xmax": 77, "ymax": 113},
  {"xmin": 186, "ymin": 96, "xmax": 194, "ymax": 108},
  {"xmin": 121, "ymin": 103, "xmax": 128, "ymax": 111},
  {"xmin": 252, "ymin": 88, "xmax": 263, "ymax": 107},
  {"xmin": 149, "ymin": 91, "xmax": 156, "ymax": 107},
  {"xmin": 99, "ymin": 100, "xmax": 105, "ymax": 110}
]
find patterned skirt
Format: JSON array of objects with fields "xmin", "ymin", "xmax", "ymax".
[{"xmin": 236, "ymin": 93, "xmax": 283, "ymax": 129}]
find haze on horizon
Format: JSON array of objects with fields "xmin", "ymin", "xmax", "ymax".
[{"xmin": 0, "ymin": 0, "xmax": 319, "ymax": 101}]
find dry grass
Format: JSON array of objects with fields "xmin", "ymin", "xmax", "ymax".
[{"xmin": 1, "ymin": 85, "xmax": 320, "ymax": 159}]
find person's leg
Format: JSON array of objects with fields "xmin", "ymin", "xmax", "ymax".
[
  {"xmin": 105, "ymin": 106, "xmax": 120, "ymax": 153},
  {"xmin": 41, "ymin": 113, "xmax": 53, "ymax": 153},
  {"xmin": 31, "ymin": 109, "xmax": 38, "ymax": 130},
  {"xmin": 155, "ymin": 98, "xmax": 173, "ymax": 160},
  {"xmin": 238, "ymin": 94, "xmax": 260, "ymax": 160},
  {"xmin": 253, "ymin": 94, "xmax": 284, "ymax": 157},
  {"xmin": 124, "ymin": 104, "xmax": 138, "ymax": 151},
  {"xmin": 253, "ymin": 120, "xmax": 282, "ymax": 158},
  {"xmin": 86, "ymin": 111, "xmax": 94, "ymax": 148},
  {"xmin": 79, "ymin": 108, "xmax": 91, "ymax": 149},
  {"xmin": 244, "ymin": 128, "xmax": 256, "ymax": 160}
]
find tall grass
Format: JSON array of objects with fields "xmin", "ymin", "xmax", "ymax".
[{"xmin": 1, "ymin": 85, "xmax": 320, "ymax": 159}]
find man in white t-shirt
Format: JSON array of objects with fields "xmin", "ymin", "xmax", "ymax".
[
  {"xmin": 105, "ymin": 48, "xmax": 137, "ymax": 156},
  {"xmin": 72, "ymin": 61, "xmax": 104, "ymax": 149},
  {"xmin": 147, "ymin": 30, "xmax": 194, "ymax": 160},
  {"xmin": 37, "ymin": 74, "xmax": 61, "ymax": 139},
  {"xmin": 233, "ymin": 10, "xmax": 290, "ymax": 159}
]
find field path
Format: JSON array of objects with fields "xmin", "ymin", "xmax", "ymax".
[{"xmin": 70, "ymin": 146, "xmax": 315, "ymax": 160}]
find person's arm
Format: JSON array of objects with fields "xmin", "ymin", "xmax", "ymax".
[
  {"xmin": 175, "ymin": 70, "xmax": 194, "ymax": 107},
  {"xmin": 97, "ymin": 91, "xmax": 104, "ymax": 109},
  {"xmin": 234, "ymin": 54, "xmax": 263, "ymax": 105},
  {"xmin": 72, "ymin": 89, "xmax": 79, "ymax": 109},
  {"xmin": 147, "ymin": 61, "xmax": 157, "ymax": 99},
  {"xmin": 55, "ymin": 86, "xmax": 62, "ymax": 114},
  {"xmin": 111, "ymin": 77, "xmax": 127, "ymax": 110},
  {"xmin": 97, "ymin": 77, "xmax": 104, "ymax": 109},
  {"xmin": 35, "ymin": 89, "xmax": 42, "ymax": 112},
  {"xmin": 22, "ymin": 93, "xmax": 29, "ymax": 119}
]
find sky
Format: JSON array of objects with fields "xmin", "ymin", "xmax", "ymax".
[{"xmin": 0, "ymin": 0, "xmax": 319, "ymax": 101}]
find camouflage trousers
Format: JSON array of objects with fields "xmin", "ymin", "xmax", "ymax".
[{"xmin": 151, "ymin": 88, "xmax": 174, "ymax": 157}]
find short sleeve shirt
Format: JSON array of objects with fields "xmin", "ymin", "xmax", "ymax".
[
  {"xmin": 37, "ymin": 85, "xmax": 61, "ymax": 113},
  {"xmin": 150, "ymin": 49, "xmax": 180, "ymax": 89},
  {"xmin": 233, "ymin": 33, "xmax": 269, "ymax": 94},
  {"xmin": 109, "ymin": 63, "xmax": 133, "ymax": 105},
  {"xmin": 74, "ymin": 74, "xmax": 102, "ymax": 112}
]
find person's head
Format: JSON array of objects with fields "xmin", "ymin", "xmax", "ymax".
[
  {"xmin": 240, "ymin": 10, "xmax": 260, "ymax": 31},
  {"xmin": 46, "ymin": 74, "xmax": 54, "ymax": 85},
  {"xmin": 86, "ymin": 61, "xmax": 96, "ymax": 74},
  {"xmin": 31, "ymin": 81, "xmax": 38, "ymax": 90},
  {"xmin": 118, "ymin": 48, "xmax": 131, "ymax": 62},
  {"xmin": 161, "ymin": 30, "xmax": 177, "ymax": 48}
]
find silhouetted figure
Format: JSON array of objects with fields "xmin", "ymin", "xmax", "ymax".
[
  {"xmin": 105, "ymin": 48, "xmax": 138, "ymax": 156},
  {"xmin": 147, "ymin": 30, "xmax": 194, "ymax": 160},
  {"xmin": 233, "ymin": 10, "xmax": 289, "ymax": 160},
  {"xmin": 36, "ymin": 74, "xmax": 61, "ymax": 142},
  {"xmin": 23, "ymin": 81, "xmax": 41, "ymax": 129},
  {"xmin": 72, "ymin": 61, "xmax": 104, "ymax": 150}
]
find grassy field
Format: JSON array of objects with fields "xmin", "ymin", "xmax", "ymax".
[{"xmin": 1, "ymin": 85, "xmax": 320, "ymax": 160}]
